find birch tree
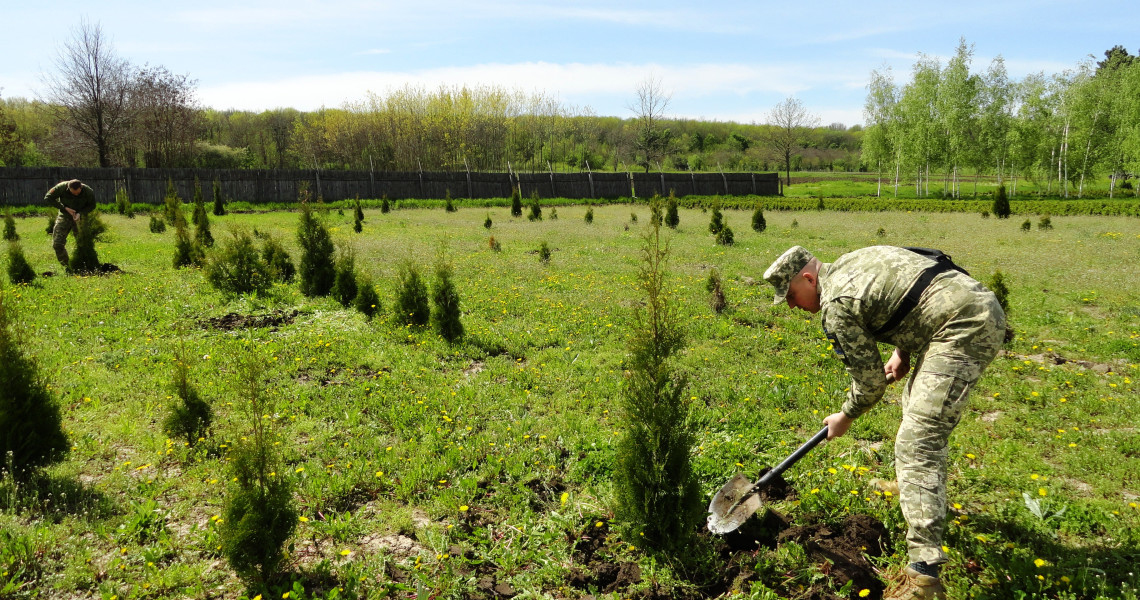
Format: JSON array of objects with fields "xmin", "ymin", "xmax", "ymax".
[
  {"xmin": 765, "ymin": 96, "xmax": 818, "ymax": 187},
  {"xmin": 863, "ymin": 67, "xmax": 898, "ymax": 197}
]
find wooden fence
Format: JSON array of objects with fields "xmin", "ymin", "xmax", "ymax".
[{"xmin": 0, "ymin": 167, "xmax": 781, "ymax": 207}]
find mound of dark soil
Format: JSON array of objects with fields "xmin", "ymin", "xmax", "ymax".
[
  {"xmin": 777, "ymin": 513, "xmax": 891, "ymax": 599},
  {"xmin": 200, "ymin": 309, "xmax": 299, "ymax": 331}
]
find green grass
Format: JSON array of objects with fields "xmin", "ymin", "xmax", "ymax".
[{"xmin": 1, "ymin": 204, "xmax": 1139, "ymax": 599}]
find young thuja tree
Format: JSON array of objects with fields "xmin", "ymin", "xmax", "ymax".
[
  {"xmin": 192, "ymin": 178, "xmax": 206, "ymax": 226},
  {"xmin": 381, "ymin": 195, "xmax": 391, "ymax": 214},
  {"xmin": 510, "ymin": 187, "xmax": 522, "ymax": 217},
  {"xmin": 115, "ymin": 187, "xmax": 134, "ymax": 218},
  {"xmin": 615, "ymin": 221, "xmax": 701, "ymax": 551},
  {"xmin": 584, "ymin": 207, "xmax": 594, "ymax": 224},
  {"xmin": 162, "ymin": 352, "xmax": 213, "ymax": 447},
  {"xmin": 212, "ymin": 179, "xmax": 225, "ymax": 216},
  {"xmin": 195, "ymin": 203, "xmax": 214, "ymax": 248},
  {"xmin": 260, "ymin": 236, "xmax": 295, "ymax": 284},
  {"xmin": 394, "ymin": 261, "xmax": 430, "ymax": 326},
  {"xmin": 988, "ymin": 270, "xmax": 1011, "ymax": 314},
  {"xmin": 527, "ymin": 192, "xmax": 542, "ymax": 221},
  {"xmin": 3, "ymin": 209, "xmax": 17, "ymax": 242},
  {"xmin": 715, "ymin": 224, "xmax": 735, "ymax": 246},
  {"xmin": 204, "ymin": 230, "xmax": 273, "ymax": 296},
  {"xmin": 354, "ymin": 273, "xmax": 381, "ymax": 320},
  {"xmin": 172, "ymin": 219, "xmax": 204, "ymax": 269},
  {"xmin": 0, "ymin": 290, "xmax": 69, "ymax": 481},
  {"xmin": 664, "ymin": 194, "xmax": 679, "ymax": 229},
  {"xmin": 68, "ymin": 212, "xmax": 105, "ymax": 274},
  {"xmin": 149, "ymin": 215, "xmax": 166, "ymax": 233},
  {"xmin": 993, "ymin": 184, "xmax": 1011, "ymax": 219},
  {"xmin": 219, "ymin": 348, "xmax": 297, "ymax": 589},
  {"xmin": 538, "ymin": 241, "xmax": 552, "ymax": 263},
  {"xmin": 708, "ymin": 202, "xmax": 724, "ymax": 235},
  {"xmin": 331, "ymin": 245, "xmax": 359, "ymax": 308},
  {"xmin": 432, "ymin": 260, "xmax": 463, "ymax": 342},
  {"xmin": 164, "ymin": 178, "xmax": 184, "ymax": 226},
  {"xmin": 7, "ymin": 243, "xmax": 36, "ymax": 285},
  {"xmin": 484, "ymin": 213, "xmax": 493, "ymax": 229},
  {"xmin": 297, "ymin": 197, "xmax": 335, "ymax": 297},
  {"xmin": 444, "ymin": 190, "xmax": 457, "ymax": 213},
  {"xmin": 353, "ymin": 198, "xmax": 364, "ymax": 233},
  {"xmin": 706, "ymin": 267, "xmax": 726, "ymax": 314},
  {"xmin": 751, "ymin": 204, "xmax": 767, "ymax": 232}
]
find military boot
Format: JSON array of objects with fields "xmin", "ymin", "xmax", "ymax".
[{"xmin": 884, "ymin": 562, "xmax": 946, "ymax": 600}]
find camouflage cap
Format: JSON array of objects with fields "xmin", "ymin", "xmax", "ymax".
[{"xmin": 763, "ymin": 246, "xmax": 815, "ymax": 305}]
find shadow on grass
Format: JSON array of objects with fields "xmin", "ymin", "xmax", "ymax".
[
  {"xmin": 0, "ymin": 471, "xmax": 117, "ymax": 522},
  {"xmin": 948, "ymin": 511, "xmax": 1140, "ymax": 599}
]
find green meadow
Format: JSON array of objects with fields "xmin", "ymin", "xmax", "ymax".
[{"xmin": 2, "ymin": 200, "xmax": 1138, "ymax": 600}]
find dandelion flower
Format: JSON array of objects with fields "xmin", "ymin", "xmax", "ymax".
[
  {"xmin": 459, "ymin": 505, "xmax": 469, "ymax": 512},
  {"xmin": 859, "ymin": 590, "xmax": 870, "ymax": 598},
  {"xmin": 299, "ymin": 516, "xmax": 309, "ymax": 522},
  {"xmin": 340, "ymin": 550, "xmax": 352, "ymax": 556},
  {"xmin": 1039, "ymin": 488, "xmax": 1048, "ymax": 497},
  {"xmin": 1034, "ymin": 558, "xmax": 1046, "ymax": 568}
]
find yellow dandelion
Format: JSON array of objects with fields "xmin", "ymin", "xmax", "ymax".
[
  {"xmin": 340, "ymin": 549, "xmax": 352, "ymax": 556},
  {"xmin": 1034, "ymin": 558, "xmax": 1046, "ymax": 568},
  {"xmin": 560, "ymin": 492, "xmax": 569, "ymax": 506},
  {"xmin": 299, "ymin": 516, "xmax": 309, "ymax": 522},
  {"xmin": 459, "ymin": 505, "xmax": 469, "ymax": 512},
  {"xmin": 1039, "ymin": 488, "xmax": 1048, "ymax": 497},
  {"xmin": 859, "ymin": 590, "xmax": 870, "ymax": 598}
]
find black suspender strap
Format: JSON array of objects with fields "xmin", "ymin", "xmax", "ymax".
[{"xmin": 871, "ymin": 262, "xmax": 955, "ymax": 337}]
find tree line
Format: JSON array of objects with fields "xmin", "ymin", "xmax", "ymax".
[{"xmin": 862, "ymin": 41, "xmax": 1140, "ymax": 199}]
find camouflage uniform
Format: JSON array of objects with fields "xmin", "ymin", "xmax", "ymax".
[
  {"xmin": 768, "ymin": 245, "xmax": 1006, "ymax": 567},
  {"xmin": 45, "ymin": 180, "xmax": 96, "ymax": 266}
]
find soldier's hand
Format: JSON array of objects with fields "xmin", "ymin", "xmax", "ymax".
[
  {"xmin": 884, "ymin": 349, "xmax": 909, "ymax": 383},
  {"xmin": 823, "ymin": 412, "xmax": 854, "ymax": 440}
]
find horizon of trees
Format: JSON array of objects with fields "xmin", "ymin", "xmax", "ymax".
[
  {"xmin": 2, "ymin": 25, "xmax": 1135, "ymax": 195},
  {"xmin": 862, "ymin": 40, "xmax": 1140, "ymax": 199}
]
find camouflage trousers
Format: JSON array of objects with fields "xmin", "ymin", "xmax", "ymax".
[
  {"xmin": 895, "ymin": 292, "xmax": 1006, "ymax": 565},
  {"xmin": 52, "ymin": 211, "xmax": 78, "ymax": 266}
]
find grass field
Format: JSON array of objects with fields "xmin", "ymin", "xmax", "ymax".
[{"xmin": 2, "ymin": 201, "xmax": 1139, "ymax": 600}]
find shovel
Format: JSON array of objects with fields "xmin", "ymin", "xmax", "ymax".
[
  {"xmin": 706, "ymin": 425, "xmax": 830, "ymax": 534},
  {"xmin": 707, "ymin": 374, "xmax": 896, "ymax": 534}
]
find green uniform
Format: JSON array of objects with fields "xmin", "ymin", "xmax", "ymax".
[
  {"xmin": 818, "ymin": 246, "xmax": 1006, "ymax": 565},
  {"xmin": 45, "ymin": 180, "xmax": 96, "ymax": 266}
]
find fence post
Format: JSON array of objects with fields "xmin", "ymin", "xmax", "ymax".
[
  {"xmin": 418, "ymin": 160, "xmax": 424, "ymax": 199},
  {"xmin": 548, "ymin": 161, "xmax": 555, "ymax": 198},
  {"xmin": 586, "ymin": 160, "xmax": 595, "ymax": 199},
  {"xmin": 369, "ymin": 155, "xmax": 376, "ymax": 199},
  {"xmin": 464, "ymin": 157, "xmax": 472, "ymax": 199},
  {"xmin": 719, "ymin": 164, "xmax": 728, "ymax": 195}
]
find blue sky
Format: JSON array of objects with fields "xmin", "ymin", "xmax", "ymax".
[{"xmin": 2, "ymin": 1, "xmax": 1133, "ymax": 127}]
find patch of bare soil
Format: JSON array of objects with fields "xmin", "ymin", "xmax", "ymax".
[
  {"xmin": 776, "ymin": 513, "xmax": 891, "ymax": 599},
  {"xmin": 200, "ymin": 309, "xmax": 300, "ymax": 331},
  {"xmin": 1011, "ymin": 351, "xmax": 1122, "ymax": 374}
]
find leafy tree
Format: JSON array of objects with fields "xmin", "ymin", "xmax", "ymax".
[
  {"xmin": 394, "ymin": 262, "xmax": 430, "ymax": 326},
  {"xmin": 0, "ymin": 290, "xmax": 69, "ymax": 481},
  {"xmin": 630, "ymin": 77, "xmax": 673, "ymax": 172},
  {"xmin": 614, "ymin": 220, "xmax": 700, "ymax": 551},
  {"xmin": 765, "ymin": 97, "xmax": 819, "ymax": 187}
]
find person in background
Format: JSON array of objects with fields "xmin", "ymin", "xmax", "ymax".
[{"xmin": 45, "ymin": 179, "xmax": 96, "ymax": 267}]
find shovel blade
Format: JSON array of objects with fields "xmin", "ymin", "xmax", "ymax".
[{"xmin": 706, "ymin": 473, "xmax": 763, "ymax": 534}]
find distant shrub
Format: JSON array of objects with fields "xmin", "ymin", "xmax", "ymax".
[
  {"xmin": 876, "ymin": 227, "xmax": 886, "ymax": 237},
  {"xmin": 444, "ymin": 190, "xmax": 457, "ymax": 213},
  {"xmin": 331, "ymin": 247, "xmax": 359, "ymax": 308},
  {"xmin": 488, "ymin": 236, "xmax": 501, "ymax": 252},
  {"xmin": 149, "ymin": 215, "xmax": 166, "ymax": 233},
  {"xmin": 381, "ymin": 195, "xmax": 391, "ymax": 214},
  {"xmin": 510, "ymin": 187, "xmax": 522, "ymax": 217},
  {"xmin": 7, "ymin": 243, "xmax": 35, "ymax": 285},
  {"xmin": 715, "ymin": 225, "xmax": 735, "ymax": 246},
  {"xmin": 191, "ymin": 178, "xmax": 205, "ymax": 226},
  {"xmin": 432, "ymin": 261, "xmax": 464, "ymax": 342},
  {"xmin": 45, "ymin": 216, "xmax": 54, "ymax": 235},
  {"xmin": 354, "ymin": 197, "xmax": 364, "ymax": 223},
  {"xmin": 484, "ymin": 213, "xmax": 492, "ymax": 229},
  {"xmin": 68, "ymin": 212, "xmax": 104, "ymax": 274},
  {"xmin": 261, "ymin": 237, "xmax": 295, "ymax": 283},
  {"xmin": 527, "ymin": 194, "xmax": 542, "ymax": 221},
  {"xmin": 994, "ymin": 184, "xmax": 1011, "ymax": 219},
  {"xmin": 584, "ymin": 207, "xmax": 594, "ymax": 224},
  {"xmin": 354, "ymin": 273, "xmax": 381, "ymax": 320},
  {"xmin": 816, "ymin": 196, "xmax": 825, "ymax": 210},
  {"xmin": 791, "ymin": 219, "xmax": 799, "ymax": 228},
  {"xmin": 708, "ymin": 203, "xmax": 724, "ymax": 235},
  {"xmin": 538, "ymin": 241, "xmax": 551, "ymax": 263},
  {"xmin": 219, "ymin": 351, "xmax": 297, "ymax": 587},
  {"xmin": 162, "ymin": 356, "xmax": 212, "ymax": 447},
  {"xmin": 0, "ymin": 290, "xmax": 69, "ymax": 481},
  {"xmin": 706, "ymin": 268, "xmax": 726, "ymax": 314},
  {"xmin": 204, "ymin": 230, "xmax": 272, "ymax": 295},
  {"xmin": 212, "ymin": 179, "xmax": 225, "ymax": 216},
  {"xmin": 630, "ymin": 212, "xmax": 639, "ymax": 224},
  {"xmin": 163, "ymin": 178, "xmax": 183, "ymax": 225},
  {"xmin": 981, "ymin": 210, "xmax": 990, "ymax": 219},
  {"xmin": 751, "ymin": 205, "xmax": 766, "ymax": 232},
  {"xmin": 394, "ymin": 262, "xmax": 430, "ymax": 326},
  {"xmin": 550, "ymin": 208, "xmax": 558, "ymax": 220},
  {"xmin": 114, "ymin": 187, "xmax": 134, "ymax": 218},
  {"xmin": 194, "ymin": 205, "xmax": 214, "ymax": 248},
  {"xmin": 297, "ymin": 199, "xmax": 335, "ymax": 297},
  {"xmin": 650, "ymin": 199, "xmax": 663, "ymax": 227},
  {"xmin": 1037, "ymin": 215, "xmax": 1053, "ymax": 230},
  {"xmin": 3, "ymin": 209, "xmax": 17, "ymax": 241},
  {"xmin": 1020, "ymin": 219, "xmax": 1032, "ymax": 232}
]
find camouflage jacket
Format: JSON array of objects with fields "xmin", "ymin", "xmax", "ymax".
[
  {"xmin": 45, "ymin": 181, "xmax": 96, "ymax": 214},
  {"xmin": 818, "ymin": 246, "xmax": 998, "ymax": 419}
]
